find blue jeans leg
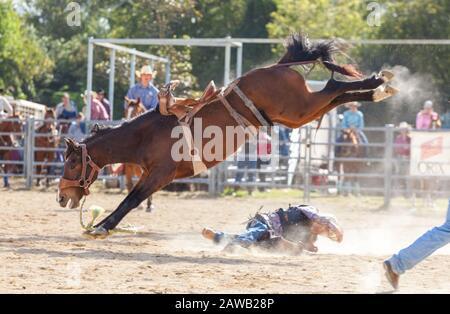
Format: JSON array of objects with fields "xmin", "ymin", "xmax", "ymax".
[
  {"xmin": 387, "ymin": 199, "xmax": 450, "ymax": 275},
  {"xmin": 215, "ymin": 221, "xmax": 269, "ymax": 248}
]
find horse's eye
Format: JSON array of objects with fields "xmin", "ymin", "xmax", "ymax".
[{"xmin": 69, "ymin": 158, "xmax": 77, "ymax": 169}]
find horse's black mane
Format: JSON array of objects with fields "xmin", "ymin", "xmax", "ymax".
[
  {"xmin": 278, "ymin": 33, "xmax": 339, "ymax": 64},
  {"xmin": 82, "ymin": 109, "xmax": 161, "ymax": 144}
]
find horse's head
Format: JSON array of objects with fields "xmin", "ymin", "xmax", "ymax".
[
  {"xmin": 43, "ymin": 107, "xmax": 56, "ymax": 129},
  {"xmin": 44, "ymin": 108, "xmax": 56, "ymax": 120},
  {"xmin": 124, "ymin": 97, "xmax": 146, "ymax": 119},
  {"xmin": 57, "ymin": 138, "xmax": 101, "ymax": 209}
]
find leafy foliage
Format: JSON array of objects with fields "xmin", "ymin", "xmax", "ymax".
[
  {"xmin": 5, "ymin": 0, "xmax": 449, "ymax": 125},
  {"xmin": 0, "ymin": 1, "xmax": 53, "ymax": 99}
]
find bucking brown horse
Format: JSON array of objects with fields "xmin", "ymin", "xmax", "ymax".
[
  {"xmin": 57, "ymin": 34, "xmax": 398, "ymax": 238},
  {"xmin": 35, "ymin": 108, "xmax": 59, "ymax": 187}
]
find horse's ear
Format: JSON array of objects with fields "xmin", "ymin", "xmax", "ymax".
[
  {"xmin": 64, "ymin": 137, "xmax": 79, "ymax": 149},
  {"xmin": 64, "ymin": 137, "xmax": 80, "ymax": 158},
  {"xmin": 92, "ymin": 123, "xmax": 100, "ymax": 134},
  {"xmin": 124, "ymin": 96, "xmax": 130, "ymax": 103},
  {"xmin": 136, "ymin": 97, "xmax": 141, "ymax": 104}
]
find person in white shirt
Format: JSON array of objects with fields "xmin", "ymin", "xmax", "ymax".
[{"xmin": 67, "ymin": 112, "xmax": 87, "ymax": 142}]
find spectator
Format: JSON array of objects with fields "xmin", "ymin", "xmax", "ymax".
[
  {"xmin": 125, "ymin": 65, "xmax": 159, "ymax": 112},
  {"xmin": 341, "ymin": 102, "xmax": 368, "ymax": 154},
  {"xmin": 441, "ymin": 100, "xmax": 450, "ymax": 129},
  {"xmin": 68, "ymin": 112, "xmax": 87, "ymax": 142},
  {"xmin": 97, "ymin": 89, "xmax": 111, "ymax": 119},
  {"xmin": 277, "ymin": 126, "xmax": 291, "ymax": 168},
  {"xmin": 416, "ymin": 100, "xmax": 441, "ymax": 130},
  {"xmin": 55, "ymin": 93, "xmax": 77, "ymax": 120},
  {"xmin": 394, "ymin": 122, "xmax": 412, "ymax": 198},
  {"xmin": 82, "ymin": 91, "xmax": 109, "ymax": 121}
]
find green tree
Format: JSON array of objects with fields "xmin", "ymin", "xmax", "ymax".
[
  {"xmin": 0, "ymin": 1, "xmax": 52, "ymax": 99},
  {"xmin": 268, "ymin": 0, "xmax": 371, "ymax": 40},
  {"xmin": 268, "ymin": 0, "xmax": 450, "ymax": 125},
  {"xmin": 267, "ymin": 0, "xmax": 373, "ymax": 81},
  {"xmin": 189, "ymin": 0, "xmax": 276, "ymax": 87},
  {"xmin": 23, "ymin": 0, "xmax": 199, "ymax": 117},
  {"xmin": 359, "ymin": 0, "xmax": 450, "ymax": 123}
]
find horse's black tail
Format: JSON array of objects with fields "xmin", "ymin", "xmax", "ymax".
[{"xmin": 278, "ymin": 33, "xmax": 362, "ymax": 78}]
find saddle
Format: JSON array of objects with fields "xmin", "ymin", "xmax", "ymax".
[{"xmin": 158, "ymin": 80, "xmax": 221, "ymax": 121}]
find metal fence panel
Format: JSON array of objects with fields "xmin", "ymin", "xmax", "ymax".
[{"xmin": 3, "ymin": 117, "xmax": 450, "ymax": 203}]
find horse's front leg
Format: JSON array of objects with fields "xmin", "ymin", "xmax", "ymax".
[{"xmin": 87, "ymin": 166, "xmax": 176, "ymax": 238}]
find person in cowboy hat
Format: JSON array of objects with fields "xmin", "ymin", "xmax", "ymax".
[
  {"xmin": 124, "ymin": 65, "xmax": 159, "ymax": 113},
  {"xmin": 202, "ymin": 204, "xmax": 343, "ymax": 254},
  {"xmin": 341, "ymin": 101, "xmax": 369, "ymax": 154}
]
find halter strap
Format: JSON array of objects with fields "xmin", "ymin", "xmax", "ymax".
[
  {"xmin": 58, "ymin": 144, "xmax": 101, "ymax": 195},
  {"xmin": 231, "ymin": 84, "xmax": 271, "ymax": 128}
]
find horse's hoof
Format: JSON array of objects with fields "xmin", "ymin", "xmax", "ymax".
[
  {"xmin": 379, "ymin": 70, "xmax": 394, "ymax": 83},
  {"xmin": 373, "ymin": 84, "xmax": 399, "ymax": 102},
  {"xmin": 146, "ymin": 204, "xmax": 155, "ymax": 213},
  {"xmin": 82, "ymin": 226, "xmax": 110, "ymax": 240}
]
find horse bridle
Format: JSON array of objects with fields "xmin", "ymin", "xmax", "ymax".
[{"xmin": 58, "ymin": 143, "xmax": 101, "ymax": 195}]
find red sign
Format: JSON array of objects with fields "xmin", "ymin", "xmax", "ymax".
[{"xmin": 420, "ymin": 136, "xmax": 443, "ymax": 160}]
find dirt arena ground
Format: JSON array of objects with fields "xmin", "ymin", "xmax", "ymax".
[{"xmin": 1, "ymin": 181, "xmax": 449, "ymax": 293}]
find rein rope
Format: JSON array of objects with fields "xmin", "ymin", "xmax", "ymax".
[{"xmin": 78, "ymin": 196, "xmax": 143, "ymax": 235}]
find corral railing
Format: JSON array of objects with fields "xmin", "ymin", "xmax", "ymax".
[
  {"xmin": 215, "ymin": 125, "xmax": 450, "ymax": 206},
  {"xmin": 1, "ymin": 117, "xmax": 449, "ymax": 206},
  {"xmin": 0, "ymin": 118, "xmax": 26, "ymax": 182},
  {"xmin": 0, "ymin": 118, "xmax": 210, "ymax": 190}
]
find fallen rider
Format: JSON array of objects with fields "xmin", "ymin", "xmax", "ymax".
[{"xmin": 202, "ymin": 204, "xmax": 343, "ymax": 254}]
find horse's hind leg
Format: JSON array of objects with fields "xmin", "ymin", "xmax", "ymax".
[
  {"xmin": 146, "ymin": 196, "xmax": 154, "ymax": 213},
  {"xmin": 322, "ymin": 71, "xmax": 395, "ymax": 98}
]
